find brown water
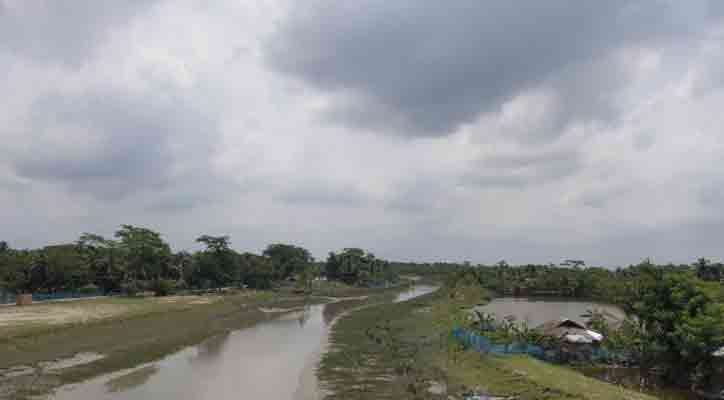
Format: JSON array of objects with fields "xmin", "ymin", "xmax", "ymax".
[
  {"xmin": 471, "ymin": 297, "xmax": 625, "ymax": 327},
  {"xmin": 49, "ymin": 285, "xmax": 438, "ymax": 400}
]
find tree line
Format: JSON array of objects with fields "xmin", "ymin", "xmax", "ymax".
[{"xmin": 0, "ymin": 225, "xmax": 395, "ymax": 297}]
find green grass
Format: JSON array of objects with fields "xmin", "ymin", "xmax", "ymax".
[{"xmin": 318, "ymin": 285, "xmax": 657, "ymax": 400}]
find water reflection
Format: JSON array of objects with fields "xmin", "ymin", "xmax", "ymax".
[
  {"xmin": 51, "ymin": 285, "xmax": 438, "ymax": 400},
  {"xmin": 193, "ymin": 332, "xmax": 231, "ymax": 363},
  {"xmin": 298, "ymin": 304, "xmax": 311, "ymax": 327},
  {"xmin": 105, "ymin": 366, "xmax": 159, "ymax": 393}
]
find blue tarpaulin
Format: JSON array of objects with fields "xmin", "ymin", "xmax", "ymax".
[{"xmin": 452, "ymin": 328, "xmax": 614, "ymax": 361}]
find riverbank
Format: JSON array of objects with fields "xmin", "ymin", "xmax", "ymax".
[
  {"xmin": 317, "ymin": 284, "xmax": 657, "ymax": 400},
  {"xmin": 0, "ymin": 282, "xmax": 410, "ymax": 400}
]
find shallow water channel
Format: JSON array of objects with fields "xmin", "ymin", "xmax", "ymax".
[{"xmin": 49, "ymin": 285, "xmax": 438, "ymax": 400}]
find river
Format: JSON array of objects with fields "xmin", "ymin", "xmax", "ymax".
[{"xmin": 49, "ymin": 284, "xmax": 438, "ymax": 400}]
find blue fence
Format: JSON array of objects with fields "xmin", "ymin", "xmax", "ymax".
[
  {"xmin": 452, "ymin": 328, "xmax": 546, "ymax": 358},
  {"xmin": 452, "ymin": 328, "xmax": 615, "ymax": 362},
  {"xmin": 0, "ymin": 290, "xmax": 11, "ymax": 305},
  {"xmin": 0, "ymin": 291, "xmax": 103, "ymax": 304}
]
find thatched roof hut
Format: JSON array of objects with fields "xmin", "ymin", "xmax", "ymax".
[{"xmin": 537, "ymin": 319, "xmax": 603, "ymax": 344}]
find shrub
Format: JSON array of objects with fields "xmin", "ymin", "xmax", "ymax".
[
  {"xmin": 121, "ymin": 280, "xmax": 145, "ymax": 296},
  {"xmin": 150, "ymin": 279, "xmax": 176, "ymax": 297},
  {"xmin": 78, "ymin": 284, "xmax": 100, "ymax": 295}
]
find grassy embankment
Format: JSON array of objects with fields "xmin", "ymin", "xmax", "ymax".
[
  {"xmin": 0, "ymin": 281, "xmax": 408, "ymax": 400},
  {"xmin": 318, "ymin": 284, "xmax": 657, "ymax": 400}
]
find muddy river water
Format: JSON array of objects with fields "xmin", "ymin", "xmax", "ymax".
[{"xmin": 50, "ymin": 285, "xmax": 438, "ymax": 400}]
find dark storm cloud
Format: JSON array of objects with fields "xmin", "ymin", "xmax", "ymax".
[
  {"xmin": 7, "ymin": 88, "xmax": 219, "ymax": 203},
  {"xmin": 0, "ymin": 0, "xmax": 158, "ymax": 65},
  {"xmin": 266, "ymin": 1, "xmax": 722, "ymax": 138}
]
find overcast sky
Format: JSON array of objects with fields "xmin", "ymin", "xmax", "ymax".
[{"xmin": 2, "ymin": 1, "xmax": 724, "ymax": 266}]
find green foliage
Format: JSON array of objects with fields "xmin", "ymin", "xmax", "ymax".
[
  {"xmin": 694, "ymin": 257, "xmax": 724, "ymax": 281},
  {"xmin": 240, "ymin": 252, "xmax": 274, "ymax": 289},
  {"xmin": 195, "ymin": 235, "xmax": 239, "ymax": 287},
  {"xmin": 149, "ymin": 279, "xmax": 176, "ymax": 297},
  {"xmin": 325, "ymin": 248, "xmax": 392, "ymax": 285},
  {"xmin": 78, "ymin": 284, "xmax": 100, "ymax": 295},
  {"xmin": 76, "ymin": 233, "xmax": 125, "ymax": 293},
  {"xmin": 121, "ymin": 280, "xmax": 145, "ymax": 296},
  {"xmin": 262, "ymin": 243, "xmax": 313, "ymax": 280},
  {"xmin": 0, "ymin": 248, "xmax": 36, "ymax": 294},
  {"xmin": 115, "ymin": 225, "xmax": 171, "ymax": 282}
]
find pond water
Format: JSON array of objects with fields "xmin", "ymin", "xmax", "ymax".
[
  {"xmin": 471, "ymin": 297, "xmax": 625, "ymax": 328},
  {"xmin": 49, "ymin": 285, "xmax": 438, "ymax": 400}
]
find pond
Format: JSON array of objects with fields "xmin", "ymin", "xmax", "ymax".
[
  {"xmin": 49, "ymin": 284, "xmax": 438, "ymax": 400},
  {"xmin": 471, "ymin": 297, "xmax": 625, "ymax": 328}
]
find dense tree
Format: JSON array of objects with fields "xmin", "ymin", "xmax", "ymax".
[
  {"xmin": 325, "ymin": 248, "xmax": 391, "ymax": 285},
  {"xmin": 170, "ymin": 251, "xmax": 194, "ymax": 288},
  {"xmin": 195, "ymin": 235, "xmax": 239, "ymax": 288},
  {"xmin": 1, "ymin": 249, "xmax": 35, "ymax": 294},
  {"xmin": 694, "ymin": 257, "xmax": 723, "ymax": 281},
  {"xmin": 115, "ymin": 225, "xmax": 171, "ymax": 282},
  {"xmin": 262, "ymin": 243, "xmax": 313, "ymax": 281},
  {"xmin": 240, "ymin": 252, "xmax": 274, "ymax": 289},
  {"xmin": 76, "ymin": 233, "xmax": 125, "ymax": 293},
  {"xmin": 35, "ymin": 245, "xmax": 87, "ymax": 292}
]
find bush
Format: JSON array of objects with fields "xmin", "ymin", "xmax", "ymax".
[
  {"xmin": 78, "ymin": 284, "xmax": 100, "ymax": 295},
  {"xmin": 121, "ymin": 280, "xmax": 145, "ymax": 297},
  {"xmin": 150, "ymin": 279, "xmax": 176, "ymax": 297}
]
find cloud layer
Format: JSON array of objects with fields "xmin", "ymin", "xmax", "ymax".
[{"xmin": 2, "ymin": 0, "xmax": 724, "ymax": 266}]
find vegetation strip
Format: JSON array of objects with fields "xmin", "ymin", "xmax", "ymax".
[{"xmin": 318, "ymin": 283, "xmax": 658, "ymax": 400}]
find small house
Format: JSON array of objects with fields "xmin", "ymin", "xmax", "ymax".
[
  {"xmin": 537, "ymin": 318, "xmax": 604, "ymax": 362},
  {"xmin": 538, "ymin": 319, "xmax": 603, "ymax": 343}
]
